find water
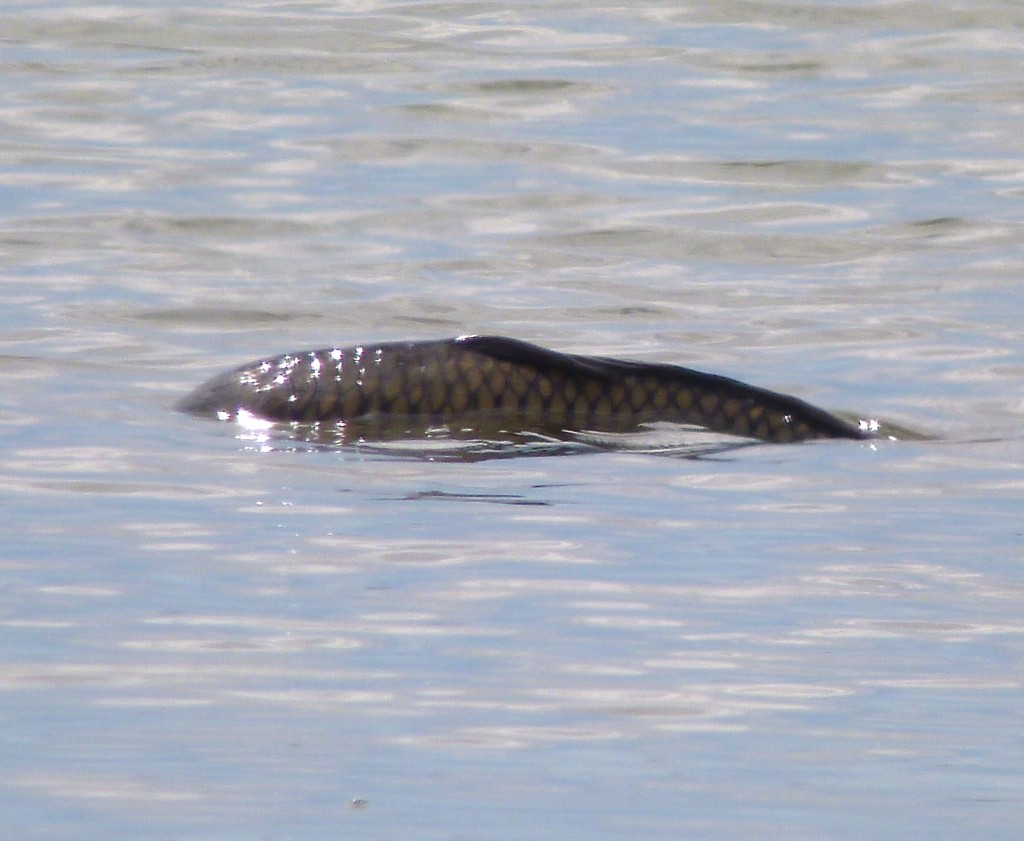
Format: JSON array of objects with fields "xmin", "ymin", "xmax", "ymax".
[{"xmin": 2, "ymin": 2, "xmax": 1023, "ymax": 839}]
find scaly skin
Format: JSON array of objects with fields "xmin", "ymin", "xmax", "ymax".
[{"xmin": 178, "ymin": 335, "xmax": 870, "ymax": 443}]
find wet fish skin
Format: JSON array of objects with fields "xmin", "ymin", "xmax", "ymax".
[{"xmin": 177, "ymin": 335, "xmax": 870, "ymax": 443}]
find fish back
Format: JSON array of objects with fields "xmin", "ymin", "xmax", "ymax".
[{"xmin": 178, "ymin": 335, "xmax": 868, "ymax": 443}]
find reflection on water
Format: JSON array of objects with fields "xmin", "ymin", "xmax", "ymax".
[
  {"xmin": 2, "ymin": 1, "xmax": 1023, "ymax": 839},
  {"xmin": 181, "ymin": 402, "xmax": 929, "ymax": 461},
  {"xmin": 208, "ymin": 412, "xmax": 768, "ymax": 462}
]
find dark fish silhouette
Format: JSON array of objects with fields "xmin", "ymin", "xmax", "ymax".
[{"xmin": 178, "ymin": 335, "xmax": 871, "ymax": 444}]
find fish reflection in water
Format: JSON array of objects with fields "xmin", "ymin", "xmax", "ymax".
[{"xmin": 178, "ymin": 335, "xmax": 876, "ymax": 453}]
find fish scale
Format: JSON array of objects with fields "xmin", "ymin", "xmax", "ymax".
[{"xmin": 178, "ymin": 335, "xmax": 871, "ymax": 444}]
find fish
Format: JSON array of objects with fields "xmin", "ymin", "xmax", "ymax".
[{"xmin": 178, "ymin": 335, "xmax": 871, "ymax": 444}]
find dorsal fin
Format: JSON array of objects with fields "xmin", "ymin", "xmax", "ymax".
[
  {"xmin": 455, "ymin": 335, "xmax": 623, "ymax": 380},
  {"xmin": 457, "ymin": 335, "xmax": 865, "ymax": 439},
  {"xmin": 457, "ymin": 334, "xmax": 746, "ymax": 391}
]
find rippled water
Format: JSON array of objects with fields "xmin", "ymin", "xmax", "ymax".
[{"xmin": 2, "ymin": 2, "xmax": 1023, "ymax": 839}]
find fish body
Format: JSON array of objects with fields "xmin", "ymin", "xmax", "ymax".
[{"xmin": 178, "ymin": 335, "xmax": 870, "ymax": 444}]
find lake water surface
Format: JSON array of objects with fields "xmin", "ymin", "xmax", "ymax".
[{"xmin": 2, "ymin": 2, "xmax": 1023, "ymax": 839}]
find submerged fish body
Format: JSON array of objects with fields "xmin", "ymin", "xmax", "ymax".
[{"xmin": 178, "ymin": 335, "xmax": 870, "ymax": 444}]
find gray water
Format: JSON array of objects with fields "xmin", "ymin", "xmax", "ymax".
[{"xmin": 2, "ymin": 2, "xmax": 1023, "ymax": 839}]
